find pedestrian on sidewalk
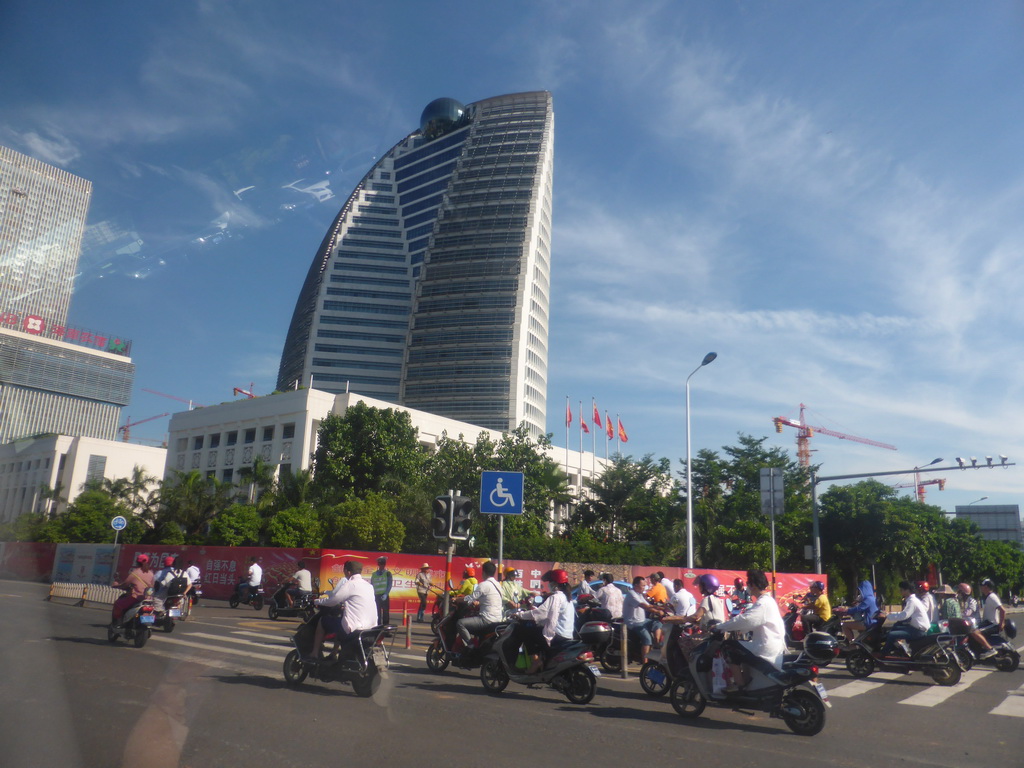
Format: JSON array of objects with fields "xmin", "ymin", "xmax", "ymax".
[{"xmin": 415, "ymin": 563, "xmax": 432, "ymax": 622}]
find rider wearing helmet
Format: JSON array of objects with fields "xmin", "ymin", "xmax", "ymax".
[
  {"xmin": 684, "ymin": 573, "xmax": 727, "ymax": 628},
  {"xmin": 500, "ymin": 566, "xmax": 528, "ymax": 609},
  {"xmin": 801, "ymin": 580, "xmax": 831, "ymax": 632},
  {"xmin": 456, "ymin": 565, "xmax": 478, "ymax": 596},
  {"xmin": 914, "ymin": 580, "xmax": 937, "ymax": 626},
  {"xmin": 956, "ymin": 582, "xmax": 979, "ymax": 619},
  {"xmin": 841, "ymin": 580, "xmax": 879, "ymax": 644},
  {"xmin": 733, "ymin": 577, "xmax": 750, "ymax": 604},
  {"xmin": 512, "ymin": 569, "xmax": 575, "ymax": 675},
  {"xmin": 111, "ymin": 553, "xmax": 154, "ymax": 626}
]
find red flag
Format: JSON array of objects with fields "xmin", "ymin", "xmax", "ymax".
[
  {"xmin": 606, "ymin": 412, "xmax": 613, "ymax": 439},
  {"xmin": 566, "ymin": 402, "xmax": 572, "ymax": 427},
  {"xmin": 593, "ymin": 403, "xmax": 602, "ymax": 428},
  {"xmin": 581, "ymin": 417, "xmax": 590, "ymax": 434},
  {"xmin": 617, "ymin": 418, "xmax": 628, "ymax": 443}
]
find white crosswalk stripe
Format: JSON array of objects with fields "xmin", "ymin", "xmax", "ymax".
[
  {"xmin": 989, "ymin": 681, "xmax": 1024, "ymax": 717},
  {"xmin": 824, "ymin": 671, "xmax": 904, "ymax": 698},
  {"xmin": 900, "ymin": 669, "xmax": 993, "ymax": 707}
]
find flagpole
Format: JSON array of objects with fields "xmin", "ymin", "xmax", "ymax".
[
  {"xmin": 590, "ymin": 398, "xmax": 596, "ymax": 478},
  {"xmin": 605, "ymin": 410, "xmax": 610, "ymax": 460},
  {"xmin": 565, "ymin": 395, "xmax": 570, "ymax": 484},
  {"xmin": 616, "ymin": 412, "xmax": 620, "ymax": 453},
  {"xmin": 578, "ymin": 401, "xmax": 584, "ymax": 496}
]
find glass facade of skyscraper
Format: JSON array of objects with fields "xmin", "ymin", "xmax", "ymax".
[
  {"xmin": 0, "ymin": 145, "xmax": 135, "ymax": 443},
  {"xmin": 278, "ymin": 92, "xmax": 553, "ymax": 436}
]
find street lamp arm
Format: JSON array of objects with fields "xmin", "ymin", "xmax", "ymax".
[{"xmin": 814, "ymin": 463, "xmax": 1015, "ymax": 485}]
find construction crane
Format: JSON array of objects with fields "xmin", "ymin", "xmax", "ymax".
[
  {"xmin": 233, "ymin": 383, "xmax": 256, "ymax": 399},
  {"xmin": 117, "ymin": 412, "xmax": 170, "ymax": 442},
  {"xmin": 142, "ymin": 388, "xmax": 204, "ymax": 410},
  {"xmin": 894, "ymin": 477, "xmax": 946, "ymax": 503},
  {"xmin": 773, "ymin": 403, "xmax": 897, "ymax": 468}
]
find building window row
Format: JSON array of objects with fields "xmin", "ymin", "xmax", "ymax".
[
  {"xmin": 402, "ymin": 193, "xmax": 445, "ymax": 218},
  {"xmin": 320, "ymin": 315, "xmax": 409, "ymax": 329},
  {"xmin": 329, "ymin": 274, "xmax": 408, "ymax": 288},
  {"xmin": 311, "ymin": 358, "xmax": 402, "ymax": 371},
  {"xmin": 362, "ymin": 193, "xmax": 396, "ymax": 204},
  {"xmin": 400, "ymin": 178, "xmax": 452, "ymax": 206},
  {"xmin": 341, "ymin": 238, "xmax": 404, "ymax": 252},
  {"xmin": 317, "ymin": 329, "xmax": 405, "ymax": 344},
  {"xmin": 358, "ymin": 204, "xmax": 398, "ymax": 215},
  {"xmin": 333, "ymin": 262, "xmax": 407, "ymax": 276},
  {"xmin": 351, "ymin": 216, "xmax": 400, "ymax": 227},
  {"xmin": 335, "ymin": 249, "xmax": 406, "ymax": 263},
  {"xmin": 312, "ymin": 373, "xmax": 400, "ymax": 386},
  {"xmin": 404, "ymin": 381, "xmax": 510, "ymax": 396},
  {"xmin": 395, "ymin": 145, "xmax": 464, "ymax": 182},
  {"xmin": 396, "ymin": 161, "xmax": 457, "ymax": 195},
  {"xmin": 314, "ymin": 343, "xmax": 402, "ymax": 357},
  {"xmin": 326, "ymin": 287, "xmax": 411, "ymax": 302},
  {"xmin": 419, "ymin": 278, "xmax": 517, "ymax": 297},
  {"xmin": 416, "ymin": 295, "xmax": 516, "ymax": 314},
  {"xmin": 324, "ymin": 300, "xmax": 409, "ymax": 316},
  {"xmin": 407, "ymin": 345, "xmax": 511, "ymax": 363},
  {"xmin": 394, "ymin": 127, "xmax": 470, "ymax": 170},
  {"xmin": 412, "ymin": 311, "xmax": 513, "ymax": 329},
  {"xmin": 404, "ymin": 209, "xmax": 441, "ymax": 229}
]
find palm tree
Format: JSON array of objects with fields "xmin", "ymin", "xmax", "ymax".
[{"xmin": 38, "ymin": 482, "xmax": 67, "ymax": 518}]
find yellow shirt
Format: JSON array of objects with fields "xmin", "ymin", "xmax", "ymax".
[
  {"xmin": 457, "ymin": 577, "xmax": 478, "ymax": 596},
  {"xmin": 811, "ymin": 593, "xmax": 831, "ymax": 622}
]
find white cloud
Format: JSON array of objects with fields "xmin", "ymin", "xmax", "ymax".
[{"xmin": 2, "ymin": 127, "xmax": 80, "ymax": 166}]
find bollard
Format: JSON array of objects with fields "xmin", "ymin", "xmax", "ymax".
[
  {"xmin": 80, "ymin": 585, "xmax": 88, "ymax": 607},
  {"xmin": 620, "ymin": 622, "xmax": 628, "ymax": 680},
  {"xmin": 404, "ymin": 604, "xmax": 412, "ymax": 649},
  {"xmin": 47, "ymin": 583, "xmax": 55, "ymax": 601}
]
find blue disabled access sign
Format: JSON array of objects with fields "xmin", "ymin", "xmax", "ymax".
[{"xmin": 480, "ymin": 471, "xmax": 524, "ymax": 515}]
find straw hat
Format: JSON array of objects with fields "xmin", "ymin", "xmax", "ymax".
[
  {"xmin": 420, "ymin": 563, "xmax": 431, "ymax": 570},
  {"xmin": 934, "ymin": 583, "xmax": 956, "ymax": 596}
]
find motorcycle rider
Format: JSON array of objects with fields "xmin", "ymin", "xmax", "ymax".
[
  {"xmin": 596, "ymin": 572, "xmax": 623, "ymax": 620},
  {"xmin": 915, "ymin": 580, "xmax": 937, "ymax": 627},
  {"xmin": 733, "ymin": 577, "xmax": 750, "ymax": 605},
  {"xmin": 970, "ymin": 578, "xmax": 1006, "ymax": 660},
  {"xmin": 645, "ymin": 572, "xmax": 669, "ymax": 605},
  {"xmin": 840, "ymin": 580, "xmax": 878, "ymax": 644},
  {"xmin": 878, "ymin": 580, "xmax": 930, "ymax": 657},
  {"xmin": 934, "ymin": 584, "xmax": 961, "ymax": 620},
  {"xmin": 801, "ymin": 580, "xmax": 831, "ymax": 633},
  {"xmin": 512, "ymin": 569, "xmax": 575, "ymax": 675},
  {"xmin": 957, "ymin": 582, "xmax": 980, "ymax": 619},
  {"xmin": 686, "ymin": 574, "xmax": 727, "ymax": 629},
  {"xmin": 714, "ymin": 569, "xmax": 786, "ymax": 693},
  {"xmin": 239, "ymin": 556, "xmax": 262, "ymax": 601},
  {"xmin": 456, "ymin": 566, "xmax": 478, "ymax": 596},
  {"xmin": 456, "ymin": 560, "xmax": 503, "ymax": 649},
  {"xmin": 578, "ymin": 569, "xmax": 596, "ymax": 596},
  {"xmin": 286, "ymin": 560, "xmax": 313, "ymax": 608},
  {"xmin": 624, "ymin": 576, "xmax": 665, "ymax": 663},
  {"xmin": 311, "ymin": 560, "xmax": 378, "ymax": 661},
  {"xmin": 111, "ymin": 553, "xmax": 154, "ymax": 627},
  {"xmin": 668, "ymin": 578, "xmax": 696, "ymax": 618},
  {"xmin": 500, "ymin": 567, "xmax": 528, "ymax": 610}
]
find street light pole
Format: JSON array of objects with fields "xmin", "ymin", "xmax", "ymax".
[
  {"xmin": 968, "ymin": 496, "xmax": 989, "ymax": 506},
  {"xmin": 809, "ymin": 459, "xmax": 1013, "ymax": 574},
  {"xmin": 685, "ymin": 351, "xmax": 717, "ymax": 570}
]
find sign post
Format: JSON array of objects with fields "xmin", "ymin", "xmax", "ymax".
[
  {"xmin": 759, "ymin": 468, "xmax": 784, "ymax": 596},
  {"xmin": 480, "ymin": 471, "xmax": 524, "ymax": 571},
  {"xmin": 111, "ymin": 515, "xmax": 127, "ymax": 545}
]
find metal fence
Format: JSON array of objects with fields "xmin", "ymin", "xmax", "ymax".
[{"xmin": 48, "ymin": 582, "xmax": 121, "ymax": 606}]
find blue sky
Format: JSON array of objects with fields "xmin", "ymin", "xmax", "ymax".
[{"xmin": 3, "ymin": 1, "xmax": 1024, "ymax": 513}]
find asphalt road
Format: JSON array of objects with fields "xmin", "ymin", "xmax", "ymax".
[{"xmin": 1, "ymin": 579, "xmax": 1022, "ymax": 768}]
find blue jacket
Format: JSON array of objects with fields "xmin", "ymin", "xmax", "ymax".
[{"xmin": 848, "ymin": 581, "xmax": 878, "ymax": 627}]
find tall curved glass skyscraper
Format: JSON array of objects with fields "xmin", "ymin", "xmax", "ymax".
[{"xmin": 278, "ymin": 91, "xmax": 553, "ymax": 437}]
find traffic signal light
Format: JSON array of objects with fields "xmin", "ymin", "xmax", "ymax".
[
  {"xmin": 431, "ymin": 495, "xmax": 451, "ymax": 539},
  {"xmin": 450, "ymin": 495, "xmax": 473, "ymax": 540}
]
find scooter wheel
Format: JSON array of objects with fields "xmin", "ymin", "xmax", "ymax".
[
  {"xmin": 956, "ymin": 646, "xmax": 974, "ymax": 672},
  {"xmin": 252, "ymin": 595, "xmax": 264, "ymax": 611},
  {"xmin": 107, "ymin": 628, "xmax": 120, "ymax": 643},
  {"xmin": 133, "ymin": 628, "xmax": 150, "ymax": 649},
  {"xmin": 929, "ymin": 658, "xmax": 962, "ymax": 686},
  {"xmin": 352, "ymin": 668, "xmax": 379, "ymax": 698},
  {"xmin": 480, "ymin": 659, "xmax": 509, "ymax": 694},
  {"xmin": 781, "ymin": 689, "xmax": 827, "ymax": 736},
  {"xmin": 600, "ymin": 651, "xmax": 622, "ymax": 674},
  {"xmin": 283, "ymin": 650, "xmax": 308, "ymax": 686},
  {"xmin": 228, "ymin": 595, "xmax": 239, "ymax": 609},
  {"xmin": 639, "ymin": 660, "xmax": 671, "ymax": 697},
  {"xmin": 425, "ymin": 638, "xmax": 449, "ymax": 673},
  {"xmin": 845, "ymin": 648, "xmax": 875, "ymax": 678},
  {"xmin": 669, "ymin": 677, "xmax": 706, "ymax": 719},
  {"xmin": 993, "ymin": 650, "xmax": 1020, "ymax": 673},
  {"xmin": 562, "ymin": 666, "xmax": 597, "ymax": 705},
  {"xmin": 268, "ymin": 605, "xmax": 279, "ymax": 621},
  {"xmin": 162, "ymin": 619, "xmax": 174, "ymax": 633}
]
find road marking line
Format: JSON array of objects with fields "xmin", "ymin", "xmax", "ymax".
[
  {"xmin": 156, "ymin": 636, "xmax": 285, "ymax": 663},
  {"xmin": 900, "ymin": 669, "xmax": 992, "ymax": 707},
  {"xmin": 230, "ymin": 630, "xmax": 293, "ymax": 645},
  {"xmin": 826, "ymin": 672, "xmax": 904, "ymax": 698},
  {"xmin": 990, "ymin": 681, "xmax": 1024, "ymax": 718},
  {"xmin": 186, "ymin": 631, "xmax": 289, "ymax": 649}
]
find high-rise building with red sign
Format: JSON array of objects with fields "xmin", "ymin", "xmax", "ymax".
[
  {"xmin": 277, "ymin": 92, "xmax": 553, "ymax": 437},
  {"xmin": 0, "ymin": 145, "xmax": 135, "ymax": 444}
]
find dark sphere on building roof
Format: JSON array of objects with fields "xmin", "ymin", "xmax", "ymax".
[{"xmin": 420, "ymin": 98, "xmax": 466, "ymax": 136}]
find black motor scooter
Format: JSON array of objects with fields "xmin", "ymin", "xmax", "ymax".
[
  {"xmin": 282, "ymin": 608, "xmax": 396, "ymax": 697},
  {"xmin": 844, "ymin": 616, "xmax": 962, "ymax": 685},
  {"xmin": 228, "ymin": 580, "xmax": 265, "ymax": 610},
  {"xmin": 946, "ymin": 617, "xmax": 1019, "ymax": 672},
  {"xmin": 425, "ymin": 596, "xmax": 508, "ymax": 673},
  {"xmin": 268, "ymin": 578, "xmax": 321, "ymax": 621}
]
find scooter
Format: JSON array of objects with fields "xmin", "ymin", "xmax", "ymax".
[
  {"xmin": 268, "ymin": 579, "xmax": 320, "ymax": 621},
  {"xmin": 107, "ymin": 588, "xmax": 157, "ymax": 648},
  {"xmin": 228, "ymin": 580, "xmax": 265, "ymax": 610},
  {"xmin": 426, "ymin": 596, "xmax": 507, "ymax": 673},
  {"xmin": 844, "ymin": 618, "xmax": 962, "ymax": 685},
  {"xmin": 946, "ymin": 617, "xmax": 1019, "ymax": 672},
  {"xmin": 668, "ymin": 629, "xmax": 835, "ymax": 736},
  {"xmin": 282, "ymin": 608, "xmax": 396, "ymax": 697},
  {"xmin": 154, "ymin": 593, "xmax": 188, "ymax": 633},
  {"xmin": 479, "ymin": 616, "xmax": 602, "ymax": 704},
  {"xmin": 599, "ymin": 618, "xmax": 663, "ymax": 673}
]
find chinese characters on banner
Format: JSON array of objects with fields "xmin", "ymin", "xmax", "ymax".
[{"xmin": 0, "ymin": 310, "xmax": 131, "ymax": 355}]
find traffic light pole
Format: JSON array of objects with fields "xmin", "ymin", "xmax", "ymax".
[{"xmin": 443, "ymin": 488, "xmax": 455, "ymax": 617}]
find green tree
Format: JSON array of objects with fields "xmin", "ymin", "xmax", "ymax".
[
  {"xmin": 312, "ymin": 403, "xmax": 427, "ymax": 503},
  {"xmin": 37, "ymin": 490, "xmax": 145, "ymax": 543},
  {"xmin": 266, "ymin": 503, "xmax": 323, "ymax": 548},
  {"xmin": 323, "ymin": 492, "xmax": 405, "ymax": 551},
  {"xmin": 207, "ymin": 504, "xmax": 263, "ymax": 546},
  {"xmin": 154, "ymin": 470, "xmax": 234, "ymax": 543}
]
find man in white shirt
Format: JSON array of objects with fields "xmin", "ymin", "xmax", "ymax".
[
  {"xmin": 457, "ymin": 560, "xmax": 504, "ymax": 646},
  {"xmin": 969, "ymin": 578, "xmax": 1006, "ymax": 659},
  {"xmin": 659, "ymin": 572, "xmax": 676, "ymax": 599},
  {"xmin": 714, "ymin": 569, "xmax": 786, "ymax": 692},
  {"xmin": 240, "ymin": 557, "xmax": 262, "ymax": 601},
  {"xmin": 578, "ymin": 570, "xmax": 596, "ymax": 596},
  {"xmin": 668, "ymin": 578, "xmax": 696, "ymax": 617},
  {"xmin": 596, "ymin": 573, "xmax": 623, "ymax": 620},
  {"xmin": 878, "ymin": 580, "xmax": 931, "ymax": 657},
  {"xmin": 286, "ymin": 560, "xmax": 314, "ymax": 607},
  {"xmin": 311, "ymin": 561, "xmax": 377, "ymax": 660}
]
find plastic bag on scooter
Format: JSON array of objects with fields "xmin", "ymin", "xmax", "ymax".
[
  {"xmin": 515, "ymin": 648, "xmax": 529, "ymax": 670},
  {"xmin": 711, "ymin": 653, "xmax": 732, "ymax": 694}
]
